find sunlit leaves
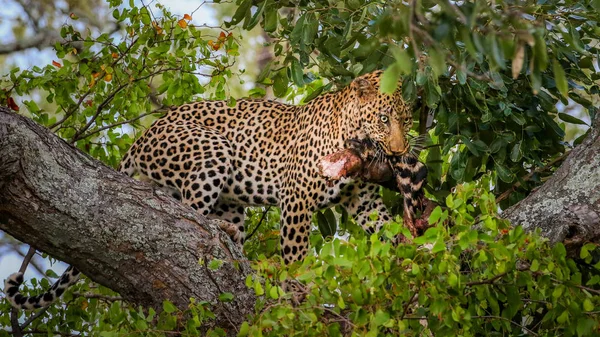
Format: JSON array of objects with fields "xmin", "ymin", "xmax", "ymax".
[
  {"xmin": 244, "ymin": 180, "xmax": 600, "ymax": 336},
  {"xmin": 2, "ymin": 1, "xmax": 240, "ymax": 169}
]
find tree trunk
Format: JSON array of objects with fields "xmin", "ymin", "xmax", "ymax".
[
  {"xmin": 0, "ymin": 108, "xmax": 255, "ymax": 335},
  {"xmin": 503, "ymin": 114, "xmax": 600, "ymax": 254}
]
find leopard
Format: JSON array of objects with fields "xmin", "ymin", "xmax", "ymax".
[{"xmin": 4, "ymin": 70, "xmax": 427, "ymax": 310}]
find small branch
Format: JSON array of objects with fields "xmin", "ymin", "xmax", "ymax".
[
  {"xmin": 10, "ymin": 247, "xmax": 37, "ymax": 337},
  {"xmin": 418, "ymin": 102, "xmax": 428, "ymax": 135},
  {"xmin": 400, "ymin": 291, "xmax": 419, "ymax": 320},
  {"xmin": 74, "ymin": 109, "xmax": 165, "ymax": 141},
  {"xmin": 408, "ymin": 0, "xmax": 422, "ymax": 70},
  {"xmin": 10, "ymin": 308, "xmax": 22, "ymax": 337},
  {"xmin": 20, "ymin": 307, "xmax": 50, "ymax": 330},
  {"xmin": 466, "ymin": 265, "xmax": 529, "ymax": 286},
  {"xmin": 69, "ymin": 38, "xmax": 141, "ymax": 142},
  {"xmin": 18, "ymin": 247, "xmax": 37, "ymax": 273},
  {"xmin": 10, "ymin": 243, "xmax": 45, "ymax": 276},
  {"xmin": 472, "ymin": 315, "xmax": 538, "ymax": 336},
  {"xmin": 0, "ymin": 31, "xmax": 60, "ymax": 55},
  {"xmin": 72, "ymin": 292, "xmax": 123, "ymax": 302},
  {"xmin": 246, "ymin": 206, "xmax": 272, "ymax": 241},
  {"xmin": 551, "ymin": 278, "xmax": 600, "ymax": 296},
  {"xmin": 21, "ymin": 330, "xmax": 79, "ymax": 337}
]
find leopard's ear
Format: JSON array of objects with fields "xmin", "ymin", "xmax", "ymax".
[{"xmin": 351, "ymin": 77, "xmax": 377, "ymax": 99}]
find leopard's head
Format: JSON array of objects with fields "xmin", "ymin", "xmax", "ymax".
[{"xmin": 348, "ymin": 70, "xmax": 414, "ymax": 156}]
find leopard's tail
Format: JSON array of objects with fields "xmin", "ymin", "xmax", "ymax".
[
  {"xmin": 5, "ymin": 143, "xmax": 138, "ymax": 310},
  {"xmin": 4, "ymin": 266, "xmax": 80, "ymax": 310},
  {"xmin": 395, "ymin": 159, "xmax": 428, "ymax": 227}
]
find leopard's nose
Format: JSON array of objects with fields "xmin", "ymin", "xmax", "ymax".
[{"xmin": 389, "ymin": 139, "xmax": 406, "ymax": 155}]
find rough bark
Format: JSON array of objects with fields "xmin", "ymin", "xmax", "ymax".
[
  {"xmin": 503, "ymin": 114, "xmax": 600, "ymax": 254},
  {"xmin": 0, "ymin": 108, "xmax": 255, "ymax": 335}
]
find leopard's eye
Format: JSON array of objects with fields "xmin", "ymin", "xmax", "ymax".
[
  {"xmin": 404, "ymin": 117, "xmax": 411, "ymax": 124},
  {"xmin": 380, "ymin": 115, "xmax": 389, "ymax": 123}
]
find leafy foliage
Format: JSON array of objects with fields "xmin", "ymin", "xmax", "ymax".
[
  {"xmin": 1, "ymin": 0, "xmax": 599, "ymax": 336},
  {"xmin": 244, "ymin": 179, "xmax": 600, "ymax": 336}
]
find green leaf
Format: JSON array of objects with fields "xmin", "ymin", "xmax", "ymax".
[
  {"xmin": 533, "ymin": 31, "xmax": 548, "ymax": 71},
  {"xmin": 411, "ymin": 262, "xmax": 420, "ymax": 275},
  {"xmin": 583, "ymin": 298, "xmax": 594, "ymax": 312},
  {"xmin": 381, "ymin": 64, "xmax": 401, "ymax": 94},
  {"xmin": 140, "ymin": 7, "xmax": 151, "ymax": 25},
  {"xmin": 556, "ymin": 310, "xmax": 568, "ymax": 324},
  {"xmin": 495, "ymin": 163, "xmax": 514, "ymax": 183},
  {"xmin": 244, "ymin": 0, "xmax": 267, "ymax": 30},
  {"xmin": 530, "ymin": 259, "xmax": 539, "ymax": 272},
  {"xmin": 432, "ymin": 240, "xmax": 446, "ymax": 253},
  {"xmin": 317, "ymin": 211, "xmax": 336, "ymax": 237},
  {"xmin": 558, "ymin": 113, "xmax": 588, "ymax": 126},
  {"xmin": 302, "ymin": 84, "xmax": 325, "ymax": 103},
  {"xmin": 163, "ymin": 300, "xmax": 177, "ymax": 314},
  {"xmin": 290, "ymin": 58, "xmax": 304, "ymax": 87},
  {"xmin": 219, "ymin": 292, "xmax": 234, "ymax": 302},
  {"xmin": 373, "ymin": 310, "xmax": 390, "ymax": 326},
  {"xmin": 553, "ymin": 59, "xmax": 569, "ymax": 99},
  {"xmin": 269, "ymin": 286, "xmax": 280, "ymax": 299},
  {"xmin": 429, "ymin": 49, "xmax": 446, "ymax": 77},
  {"xmin": 254, "ymin": 280, "xmax": 264, "ymax": 296},
  {"xmin": 272, "ymin": 70, "xmax": 288, "ymax": 98},
  {"xmin": 208, "ymin": 259, "xmax": 223, "ymax": 271},
  {"xmin": 510, "ymin": 141, "xmax": 522, "ymax": 162},
  {"xmin": 238, "ymin": 321, "xmax": 250, "ymax": 336},
  {"xmin": 263, "ymin": 8, "xmax": 278, "ymax": 32},
  {"xmin": 392, "ymin": 47, "xmax": 413, "ymax": 75},
  {"xmin": 228, "ymin": 0, "xmax": 251, "ymax": 26},
  {"xmin": 302, "ymin": 14, "xmax": 318, "ymax": 47},
  {"xmin": 429, "ymin": 206, "xmax": 443, "ymax": 225}
]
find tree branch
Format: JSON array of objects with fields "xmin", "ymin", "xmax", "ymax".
[
  {"xmin": 0, "ymin": 107, "xmax": 255, "ymax": 335},
  {"xmin": 0, "ymin": 31, "xmax": 61, "ymax": 55},
  {"xmin": 503, "ymin": 114, "xmax": 600, "ymax": 254}
]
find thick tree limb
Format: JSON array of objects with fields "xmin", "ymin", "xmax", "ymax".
[
  {"xmin": 0, "ymin": 107, "xmax": 255, "ymax": 334},
  {"xmin": 503, "ymin": 115, "xmax": 600, "ymax": 254},
  {"xmin": 0, "ymin": 31, "xmax": 62, "ymax": 55}
]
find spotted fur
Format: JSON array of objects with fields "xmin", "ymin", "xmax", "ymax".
[
  {"xmin": 4, "ymin": 70, "xmax": 424, "ymax": 310},
  {"xmin": 3, "ymin": 266, "xmax": 80, "ymax": 310}
]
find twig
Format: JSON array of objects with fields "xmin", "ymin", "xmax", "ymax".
[
  {"xmin": 246, "ymin": 206, "xmax": 272, "ymax": 241},
  {"xmin": 69, "ymin": 38, "xmax": 141, "ymax": 142},
  {"xmin": 72, "ymin": 292, "xmax": 123, "ymax": 302},
  {"xmin": 20, "ymin": 307, "xmax": 50, "ymax": 330},
  {"xmin": 418, "ymin": 102, "xmax": 428, "ymax": 135},
  {"xmin": 466, "ymin": 265, "xmax": 529, "ymax": 286},
  {"xmin": 551, "ymin": 278, "xmax": 600, "ymax": 296},
  {"xmin": 21, "ymin": 330, "xmax": 79, "ymax": 337},
  {"xmin": 408, "ymin": 0, "xmax": 421, "ymax": 69},
  {"xmin": 74, "ymin": 109, "xmax": 165, "ymax": 141},
  {"xmin": 10, "ymin": 243, "xmax": 45, "ymax": 276},
  {"xmin": 10, "ymin": 247, "xmax": 37, "ymax": 337},
  {"xmin": 472, "ymin": 315, "xmax": 539, "ymax": 336},
  {"xmin": 400, "ymin": 291, "xmax": 419, "ymax": 320}
]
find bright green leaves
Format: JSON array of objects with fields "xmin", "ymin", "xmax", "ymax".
[
  {"xmin": 162, "ymin": 300, "xmax": 177, "ymax": 313},
  {"xmin": 3, "ymin": 1, "xmax": 241, "ymax": 168},
  {"xmin": 242, "ymin": 179, "xmax": 599, "ymax": 336}
]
